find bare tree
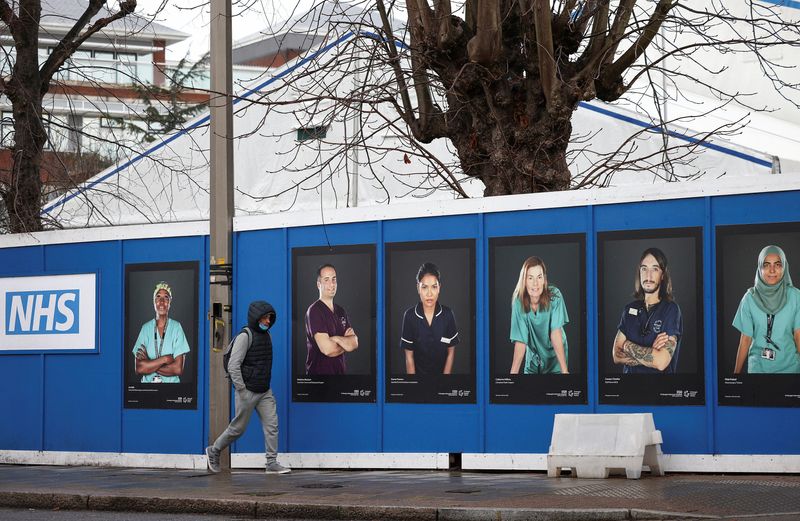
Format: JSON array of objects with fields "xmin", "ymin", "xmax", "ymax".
[
  {"xmin": 377, "ymin": 0, "xmax": 800, "ymax": 195},
  {"xmin": 0, "ymin": 0, "xmax": 137, "ymax": 233},
  {"xmin": 32, "ymin": 1, "xmax": 798, "ymax": 226},
  {"xmin": 243, "ymin": 0, "xmax": 799, "ymax": 203}
]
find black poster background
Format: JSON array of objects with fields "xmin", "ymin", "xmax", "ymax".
[
  {"xmin": 292, "ymin": 245, "xmax": 376, "ymax": 402},
  {"xmin": 385, "ymin": 239, "xmax": 476, "ymax": 403},
  {"xmin": 489, "ymin": 234, "xmax": 587, "ymax": 404},
  {"xmin": 716, "ymin": 223, "xmax": 800, "ymax": 407},
  {"xmin": 598, "ymin": 228, "xmax": 705, "ymax": 405},
  {"xmin": 124, "ymin": 262, "xmax": 199, "ymax": 410}
]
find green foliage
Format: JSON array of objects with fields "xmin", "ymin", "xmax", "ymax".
[{"xmin": 128, "ymin": 52, "xmax": 210, "ymax": 143}]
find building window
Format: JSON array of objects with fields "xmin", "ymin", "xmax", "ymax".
[
  {"xmin": 0, "ymin": 112, "xmax": 13, "ymax": 148},
  {"xmin": 0, "ymin": 112, "xmax": 52, "ymax": 149},
  {"xmin": 296, "ymin": 125, "xmax": 328, "ymax": 142},
  {"xmin": 100, "ymin": 117, "xmax": 125, "ymax": 129}
]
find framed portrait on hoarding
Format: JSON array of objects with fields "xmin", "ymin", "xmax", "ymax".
[
  {"xmin": 385, "ymin": 239, "xmax": 476, "ymax": 404},
  {"xmin": 489, "ymin": 234, "xmax": 587, "ymax": 404},
  {"xmin": 124, "ymin": 261, "xmax": 199, "ymax": 410},
  {"xmin": 717, "ymin": 222, "xmax": 800, "ymax": 407},
  {"xmin": 597, "ymin": 228, "xmax": 704, "ymax": 405},
  {"xmin": 292, "ymin": 244, "xmax": 376, "ymax": 402}
]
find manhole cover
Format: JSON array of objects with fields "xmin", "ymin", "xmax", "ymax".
[
  {"xmin": 299, "ymin": 483, "xmax": 344, "ymax": 489},
  {"xmin": 445, "ymin": 489, "xmax": 482, "ymax": 494}
]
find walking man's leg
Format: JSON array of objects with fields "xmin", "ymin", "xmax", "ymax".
[
  {"xmin": 206, "ymin": 390, "xmax": 258, "ymax": 473},
  {"xmin": 257, "ymin": 389, "xmax": 290, "ymax": 474}
]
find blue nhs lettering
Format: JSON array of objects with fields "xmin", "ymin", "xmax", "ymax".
[{"xmin": 5, "ymin": 290, "xmax": 80, "ymax": 335}]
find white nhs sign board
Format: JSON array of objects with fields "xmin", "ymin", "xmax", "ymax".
[{"xmin": 0, "ymin": 273, "xmax": 96, "ymax": 351}]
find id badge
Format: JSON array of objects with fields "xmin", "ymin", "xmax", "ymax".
[{"xmin": 761, "ymin": 348, "xmax": 775, "ymax": 361}]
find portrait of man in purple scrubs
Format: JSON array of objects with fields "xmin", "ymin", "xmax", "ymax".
[{"xmin": 304, "ymin": 263, "xmax": 359, "ymax": 375}]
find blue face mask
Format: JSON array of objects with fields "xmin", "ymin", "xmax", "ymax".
[{"xmin": 258, "ymin": 322, "xmax": 269, "ymax": 331}]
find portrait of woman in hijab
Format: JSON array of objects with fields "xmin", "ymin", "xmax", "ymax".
[{"xmin": 733, "ymin": 245, "xmax": 800, "ymax": 374}]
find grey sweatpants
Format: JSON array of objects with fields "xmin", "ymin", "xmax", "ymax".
[{"xmin": 212, "ymin": 388, "xmax": 278, "ymax": 463}]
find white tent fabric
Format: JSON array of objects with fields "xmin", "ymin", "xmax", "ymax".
[{"xmin": 43, "ymin": 30, "xmax": 777, "ymax": 228}]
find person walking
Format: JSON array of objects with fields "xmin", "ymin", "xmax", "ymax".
[{"xmin": 206, "ymin": 300, "xmax": 290, "ymax": 474}]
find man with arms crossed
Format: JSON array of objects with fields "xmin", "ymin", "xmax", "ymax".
[
  {"xmin": 613, "ymin": 247, "xmax": 683, "ymax": 373},
  {"xmin": 305, "ymin": 264, "xmax": 359, "ymax": 375}
]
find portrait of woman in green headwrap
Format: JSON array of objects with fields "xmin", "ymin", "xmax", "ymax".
[{"xmin": 733, "ymin": 245, "xmax": 800, "ymax": 374}]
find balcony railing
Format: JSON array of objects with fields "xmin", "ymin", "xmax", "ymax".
[
  {"xmin": 45, "ymin": 56, "xmax": 271, "ymax": 92},
  {"xmin": 0, "ymin": 48, "xmax": 274, "ymax": 93}
]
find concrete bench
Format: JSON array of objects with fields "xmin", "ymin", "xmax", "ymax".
[{"xmin": 547, "ymin": 413, "xmax": 665, "ymax": 479}]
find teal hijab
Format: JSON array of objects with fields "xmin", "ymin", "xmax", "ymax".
[{"xmin": 749, "ymin": 245, "xmax": 793, "ymax": 314}]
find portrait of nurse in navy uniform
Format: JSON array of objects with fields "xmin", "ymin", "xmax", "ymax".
[{"xmin": 400, "ymin": 262, "xmax": 460, "ymax": 375}]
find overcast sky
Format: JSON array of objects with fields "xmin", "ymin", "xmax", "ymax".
[{"xmin": 135, "ymin": 0, "xmax": 315, "ymax": 61}]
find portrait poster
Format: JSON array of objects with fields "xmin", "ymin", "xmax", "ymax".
[
  {"xmin": 598, "ymin": 228, "xmax": 704, "ymax": 405},
  {"xmin": 489, "ymin": 234, "xmax": 587, "ymax": 404},
  {"xmin": 385, "ymin": 239, "xmax": 476, "ymax": 404},
  {"xmin": 124, "ymin": 262, "xmax": 199, "ymax": 410},
  {"xmin": 292, "ymin": 245, "xmax": 376, "ymax": 402},
  {"xmin": 716, "ymin": 223, "xmax": 800, "ymax": 407}
]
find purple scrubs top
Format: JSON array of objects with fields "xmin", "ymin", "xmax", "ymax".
[{"xmin": 305, "ymin": 299, "xmax": 352, "ymax": 375}]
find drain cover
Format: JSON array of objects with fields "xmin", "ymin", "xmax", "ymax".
[
  {"xmin": 445, "ymin": 489, "xmax": 482, "ymax": 494},
  {"xmin": 299, "ymin": 483, "xmax": 344, "ymax": 489}
]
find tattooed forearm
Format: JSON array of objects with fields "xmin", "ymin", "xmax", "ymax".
[
  {"xmin": 621, "ymin": 340, "xmax": 654, "ymax": 366},
  {"xmin": 663, "ymin": 338, "xmax": 676, "ymax": 356}
]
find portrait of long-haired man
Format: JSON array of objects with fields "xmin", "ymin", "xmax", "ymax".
[{"xmin": 598, "ymin": 229, "xmax": 703, "ymax": 405}]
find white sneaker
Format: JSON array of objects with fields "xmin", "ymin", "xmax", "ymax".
[{"xmin": 265, "ymin": 461, "xmax": 291, "ymax": 474}]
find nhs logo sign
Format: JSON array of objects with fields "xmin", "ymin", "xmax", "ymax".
[
  {"xmin": 0, "ymin": 274, "xmax": 96, "ymax": 351},
  {"xmin": 6, "ymin": 290, "xmax": 80, "ymax": 335}
]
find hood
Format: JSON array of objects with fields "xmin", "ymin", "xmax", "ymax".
[{"xmin": 247, "ymin": 300, "xmax": 277, "ymax": 330}]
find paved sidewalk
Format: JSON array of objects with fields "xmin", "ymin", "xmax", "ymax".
[{"xmin": 2, "ymin": 464, "xmax": 800, "ymax": 520}]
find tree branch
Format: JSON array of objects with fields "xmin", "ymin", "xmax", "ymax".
[
  {"xmin": 0, "ymin": 0, "xmax": 20, "ymax": 41},
  {"xmin": 433, "ymin": 0, "xmax": 457, "ymax": 49},
  {"xmin": 579, "ymin": 1, "xmax": 609, "ymax": 65},
  {"xmin": 466, "ymin": 0, "xmax": 501, "ymax": 66},
  {"xmin": 533, "ymin": 0, "xmax": 557, "ymax": 110},
  {"xmin": 414, "ymin": 0, "xmax": 435, "ymax": 34},
  {"xmin": 404, "ymin": 0, "xmax": 445, "ymax": 140},
  {"xmin": 602, "ymin": 0, "xmax": 674, "ymax": 81},
  {"xmin": 40, "ymin": 0, "xmax": 137, "ymax": 89},
  {"xmin": 376, "ymin": 0, "xmax": 414, "ymax": 125}
]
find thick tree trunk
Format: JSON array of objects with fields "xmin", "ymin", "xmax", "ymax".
[
  {"xmin": 448, "ymin": 95, "xmax": 574, "ymax": 196},
  {"xmin": 399, "ymin": 0, "xmax": 581, "ymax": 197},
  {"xmin": 2, "ymin": 0, "xmax": 46, "ymax": 233},
  {"xmin": 0, "ymin": 0, "xmax": 135, "ymax": 233},
  {"xmin": 3, "ymin": 104, "xmax": 46, "ymax": 233},
  {"xmin": 392, "ymin": 0, "xmax": 683, "ymax": 197}
]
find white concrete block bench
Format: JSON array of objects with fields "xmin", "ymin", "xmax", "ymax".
[{"xmin": 547, "ymin": 413, "xmax": 665, "ymax": 479}]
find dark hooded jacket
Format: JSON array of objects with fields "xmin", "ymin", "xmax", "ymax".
[{"xmin": 241, "ymin": 300, "xmax": 276, "ymax": 393}]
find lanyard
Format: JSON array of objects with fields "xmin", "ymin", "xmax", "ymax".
[
  {"xmin": 154, "ymin": 321, "xmax": 168, "ymax": 358},
  {"xmin": 765, "ymin": 313, "xmax": 780, "ymax": 351}
]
